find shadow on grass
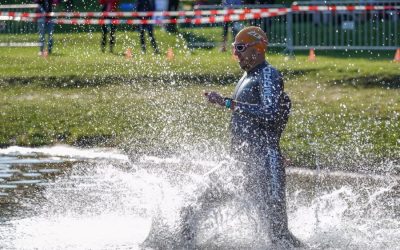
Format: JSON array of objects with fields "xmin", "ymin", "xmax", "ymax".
[
  {"xmin": 0, "ymin": 74, "xmax": 238, "ymax": 87},
  {"xmin": 179, "ymin": 30, "xmax": 216, "ymax": 49},
  {"xmin": 0, "ymin": 67, "xmax": 321, "ymax": 88},
  {"xmin": 329, "ymin": 75, "xmax": 400, "ymax": 89},
  {"xmin": 281, "ymin": 68, "xmax": 320, "ymax": 79},
  {"xmin": 292, "ymin": 49, "xmax": 397, "ymax": 60}
]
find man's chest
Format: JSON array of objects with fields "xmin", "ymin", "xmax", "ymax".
[{"xmin": 233, "ymin": 77, "xmax": 261, "ymax": 104}]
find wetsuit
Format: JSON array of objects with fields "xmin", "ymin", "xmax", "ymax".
[{"xmin": 229, "ymin": 60, "xmax": 292, "ymax": 242}]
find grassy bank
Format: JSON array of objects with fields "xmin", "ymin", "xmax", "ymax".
[{"xmin": 1, "ymin": 28, "xmax": 399, "ymax": 171}]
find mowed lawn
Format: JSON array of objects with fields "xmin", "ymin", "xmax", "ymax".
[{"xmin": 0, "ymin": 28, "xmax": 399, "ymax": 170}]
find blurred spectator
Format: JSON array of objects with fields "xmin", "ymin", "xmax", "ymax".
[
  {"xmin": 35, "ymin": 0, "xmax": 59, "ymax": 56},
  {"xmin": 194, "ymin": 0, "xmax": 206, "ymax": 5},
  {"xmin": 137, "ymin": 0, "xmax": 160, "ymax": 54},
  {"xmin": 155, "ymin": 0, "xmax": 169, "ymax": 24},
  {"xmin": 99, "ymin": 0, "xmax": 119, "ymax": 53},
  {"xmin": 169, "ymin": 0, "xmax": 179, "ymax": 11},
  {"xmin": 64, "ymin": 0, "xmax": 74, "ymax": 12},
  {"xmin": 243, "ymin": 0, "xmax": 275, "ymax": 31},
  {"xmin": 244, "ymin": 0, "xmax": 275, "ymax": 4},
  {"xmin": 221, "ymin": 0, "xmax": 242, "ymax": 52},
  {"xmin": 165, "ymin": 0, "xmax": 180, "ymax": 33}
]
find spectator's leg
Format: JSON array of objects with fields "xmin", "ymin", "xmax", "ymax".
[
  {"xmin": 263, "ymin": 0, "xmax": 276, "ymax": 4},
  {"xmin": 110, "ymin": 23, "xmax": 116, "ymax": 53},
  {"xmin": 47, "ymin": 20, "xmax": 55, "ymax": 54},
  {"xmin": 139, "ymin": 25, "xmax": 146, "ymax": 53},
  {"xmin": 221, "ymin": 22, "xmax": 229, "ymax": 52},
  {"xmin": 38, "ymin": 18, "xmax": 45, "ymax": 54},
  {"xmin": 147, "ymin": 25, "xmax": 159, "ymax": 54},
  {"xmin": 101, "ymin": 24, "xmax": 108, "ymax": 53},
  {"xmin": 166, "ymin": 0, "xmax": 179, "ymax": 33},
  {"xmin": 66, "ymin": 0, "xmax": 74, "ymax": 12}
]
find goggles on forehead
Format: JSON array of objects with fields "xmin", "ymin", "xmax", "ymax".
[{"xmin": 232, "ymin": 40, "xmax": 264, "ymax": 53}]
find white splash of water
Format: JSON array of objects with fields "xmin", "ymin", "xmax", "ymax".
[
  {"xmin": 0, "ymin": 145, "xmax": 130, "ymax": 162},
  {"xmin": 12, "ymin": 214, "xmax": 151, "ymax": 249},
  {"xmin": 0, "ymin": 148, "xmax": 398, "ymax": 249}
]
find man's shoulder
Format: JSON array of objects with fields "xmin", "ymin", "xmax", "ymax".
[
  {"xmin": 254, "ymin": 63, "xmax": 282, "ymax": 83},
  {"xmin": 265, "ymin": 64, "xmax": 283, "ymax": 80},
  {"xmin": 263, "ymin": 63, "xmax": 282, "ymax": 76}
]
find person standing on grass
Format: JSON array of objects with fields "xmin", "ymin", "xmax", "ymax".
[
  {"xmin": 165, "ymin": 0, "xmax": 179, "ymax": 33},
  {"xmin": 65, "ymin": 0, "xmax": 74, "ymax": 12},
  {"xmin": 136, "ymin": 0, "xmax": 160, "ymax": 54},
  {"xmin": 220, "ymin": 0, "xmax": 243, "ymax": 52},
  {"xmin": 35, "ymin": 0, "xmax": 59, "ymax": 56},
  {"xmin": 205, "ymin": 26, "xmax": 303, "ymax": 248},
  {"xmin": 99, "ymin": 0, "xmax": 119, "ymax": 53}
]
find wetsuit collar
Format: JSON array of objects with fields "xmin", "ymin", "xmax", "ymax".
[{"xmin": 247, "ymin": 61, "xmax": 268, "ymax": 75}]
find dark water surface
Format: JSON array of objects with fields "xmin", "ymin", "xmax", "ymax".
[{"xmin": 0, "ymin": 145, "xmax": 398, "ymax": 249}]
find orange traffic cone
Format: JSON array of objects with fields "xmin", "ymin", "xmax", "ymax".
[
  {"xmin": 308, "ymin": 48, "xmax": 316, "ymax": 62},
  {"xmin": 166, "ymin": 47, "xmax": 174, "ymax": 60},
  {"xmin": 125, "ymin": 48, "xmax": 132, "ymax": 59},
  {"xmin": 394, "ymin": 48, "xmax": 400, "ymax": 63}
]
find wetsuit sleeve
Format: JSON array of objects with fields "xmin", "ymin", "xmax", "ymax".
[{"xmin": 233, "ymin": 70, "xmax": 283, "ymax": 123}]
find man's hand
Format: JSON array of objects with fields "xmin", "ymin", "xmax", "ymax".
[{"xmin": 204, "ymin": 91, "xmax": 225, "ymax": 107}]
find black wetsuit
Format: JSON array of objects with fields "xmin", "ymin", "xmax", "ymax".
[{"xmin": 230, "ymin": 61, "xmax": 292, "ymax": 241}]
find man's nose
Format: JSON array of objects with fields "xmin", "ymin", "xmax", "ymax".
[{"xmin": 233, "ymin": 48, "xmax": 239, "ymax": 56}]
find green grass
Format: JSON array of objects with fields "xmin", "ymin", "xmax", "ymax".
[{"xmin": 0, "ymin": 28, "xmax": 399, "ymax": 171}]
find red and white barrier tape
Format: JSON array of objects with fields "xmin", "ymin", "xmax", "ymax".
[
  {"xmin": 291, "ymin": 5, "xmax": 400, "ymax": 12},
  {"xmin": 0, "ymin": 5, "xmax": 398, "ymax": 25},
  {"xmin": 0, "ymin": 7, "xmax": 288, "ymax": 19},
  {"xmin": 15, "ymin": 11, "xmax": 288, "ymax": 25}
]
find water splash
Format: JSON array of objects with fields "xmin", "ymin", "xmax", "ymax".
[
  {"xmin": 0, "ymin": 145, "xmax": 130, "ymax": 162},
  {"xmin": 0, "ymin": 147, "xmax": 398, "ymax": 249}
]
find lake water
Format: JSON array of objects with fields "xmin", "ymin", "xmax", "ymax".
[{"xmin": 0, "ymin": 145, "xmax": 398, "ymax": 249}]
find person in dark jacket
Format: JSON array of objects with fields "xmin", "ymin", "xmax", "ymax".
[
  {"xmin": 205, "ymin": 26, "xmax": 302, "ymax": 248},
  {"xmin": 220, "ymin": 0, "xmax": 242, "ymax": 52},
  {"xmin": 165, "ymin": 0, "xmax": 179, "ymax": 33},
  {"xmin": 245, "ymin": 0, "xmax": 275, "ymax": 3},
  {"xmin": 65, "ymin": 0, "xmax": 74, "ymax": 12},
  {"xmin": 99, "ymin": 0, "xmax": 119, "ymax": 53},
  {"xmin": 136, "ymin": 0, "xmax": 159, "ymax": 54},
  {"xmin": 35, "ymin": 0, "xmax": 59, "ymax": 56}
]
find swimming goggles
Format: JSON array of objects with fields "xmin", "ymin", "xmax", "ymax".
[{"xmin": 232, "ymin": 40, "xmax": 263, "ymax": 53}]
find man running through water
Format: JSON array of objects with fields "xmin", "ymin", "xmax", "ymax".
[{"xmin": 205, "ymin": 26, "xmax": 302, "ymax": 247}]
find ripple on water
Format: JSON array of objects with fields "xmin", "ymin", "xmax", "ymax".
[
  {"xmin": 0, "ymin": 157, "xmax": 18, "ymax": 164},
  {"xmin": 7, "ymin": 180, "xmax": 42, "ymax": 185},
  {"xmin": 0, "ymin": 164, "xmax": 11, "ymax": 169},
  {"xmin": 0, "ymin": 169, "xmax": 21, "ymax": 174},
  {"xmin": 22, "ymin": 172, "xmax": 42, "ymax": 178},
  {"xmin": 0, "ymin": 184, "xmax": 17, "ymax": 189},
  {"xmin": 38, "ymin": 169, "xmax": 60, "ymax": 174},
  {"xmin": 0, "ymin": 173, "xmax": 13, "ymax": 178},
  {"xmin": 0, "ymin": 158, "xmax": 65, "ymax": 165}
]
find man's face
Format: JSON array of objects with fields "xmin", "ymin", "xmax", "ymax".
[{"xmin": 232, "ymin": 40, "xmax": 262, "ymax": 72}]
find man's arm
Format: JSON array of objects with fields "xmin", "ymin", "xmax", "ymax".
[{"xmin": 204, "ymin": 91, "xmax": 225, "ymax": 107}]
